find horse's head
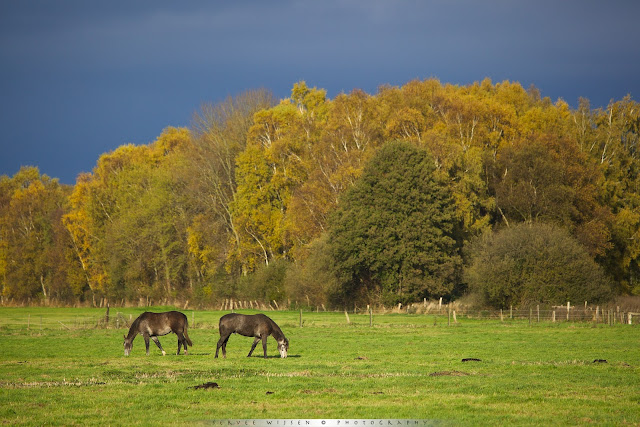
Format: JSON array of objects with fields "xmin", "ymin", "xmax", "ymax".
[
  {"xmin": 278, "ymin": 338, "xmax": 289, "ymax": 358},
  {"xmin": 123, "ymin": 335, "xmax": 133, "ymax": 356}
]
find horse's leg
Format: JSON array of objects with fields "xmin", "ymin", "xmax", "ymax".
[
  {"xmin": 143, "ymin": 333, "xmax": 151, "ymax": 355},
  {"xmin": 261, "ymin": 335, "xmax": 268, "ymax": 359},
  {"xmin": 151, "ymin": 336, "xmax": 166, "ymax": 356},
  {"xmin": 176, "ymin": 332, "xmax": 184, "ymax": 355},
  {"xmin": 221, "ymin": 335, "xmax": 231, "ymax": 358},
  {"xmin": 180, "ymin": 331, "xmax": 188, "ymax": 355},
  {"xmin": 215, "ymin": 333, "xmax": 230, "ymax": 358},
  {"xmin": 247, "ymin": 337, "xmax": 260, "ymax": 357}
]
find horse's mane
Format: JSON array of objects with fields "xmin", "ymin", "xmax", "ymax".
[
  {"xmin": 266, "ymin": 316, "xmax": 286, "ymax": 341},
  {"xmin": 126, "ymin": 313, "xmax": 144, "ymax": 339}
]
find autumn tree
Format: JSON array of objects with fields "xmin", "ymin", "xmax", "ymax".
[
  {"xmin": 491, "ymin": 134, "xmax": 612, "ymax": 259},
  {"xmin": 229, "ymin": 83, "xmax": 329, "ymax": 272},
  {"xmin": 186, "ymin": 89, "xmax": 276, "ymax": 281},
  {"xmin": 63, "ymin": 127, "xmax": 195, "ymax": 303},
  {"xmin": 0, "ymin": 167, "xmax": 79, "ymax": 302},
  {"xmin": 286, "ymin": 87, "xmax": 382, "ymax": 256},
  {"xmin": 586, "ymin": 97, "xmax": 640, "ymax": 293}
]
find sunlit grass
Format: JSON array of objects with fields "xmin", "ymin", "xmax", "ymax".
[{"xmin": 1, "ymin": 307, "xmax": 638, "ymax": 425}]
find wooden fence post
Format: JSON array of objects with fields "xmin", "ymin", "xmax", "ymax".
[
  {"xmin": 566, "ymin": 302, "xmax": 570, "ymax": 321},
  {"xmin": 510, "ymin": 305, "xmax": 513, "ymax": 319},
  {"xmin": 299, "ymin": 309, "xmax": 303, "ymax": 328},
  {"xmin": 537, "ymin": 305, "xmax": 540, "ymax": 323},
  {"xmin": 500, "ymin": 309, "xmax": 504, "ymax": 322},
  {"xmin": 552, "ymin": 311, "xmax": 556, "ymax": 323}
]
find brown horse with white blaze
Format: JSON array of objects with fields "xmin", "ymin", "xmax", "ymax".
[
  {"xmin": 123, "ymin": 311, "xmax": 193, "ymax": 356},
  {"xmin": 215, "ymin": 313, "xmax": 289, "ymax": 359}
]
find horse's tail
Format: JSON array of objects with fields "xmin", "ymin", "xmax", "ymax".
[{"xmin": 184, "ymin": 326, "xmax": 193, "ymax": 347}]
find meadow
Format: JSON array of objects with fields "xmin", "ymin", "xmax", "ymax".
[{"xmin": 0, "ymin": 307, "xmax": 638, "ymax": 426}]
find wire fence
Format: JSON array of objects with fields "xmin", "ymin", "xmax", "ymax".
[{"xmin": 1, "ymin": 301, "xmax": 639, "ymax": 333}]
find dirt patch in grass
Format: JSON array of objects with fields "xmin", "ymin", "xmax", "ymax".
[{"xmin": 190, "ymin": 382, "xmax": 220, "ymax": 390}]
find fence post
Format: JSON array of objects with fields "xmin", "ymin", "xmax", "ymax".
[
  {"xmin": 537, "ymin": 305, "xmax": 540, "ymax": 323},
  {"xmin": 453, "ymin": 310, "xmax": 457, "ymax": 324},
  {"xmin": 552, "ymin": 311, "xmax": 556, "ymax": 323},
  {"xmin": 510, "ymin": 305, "xmax": 513, "ymax": 319},
  {"xmin": 529, "ymin": 307, "xmax": 532, "ymax": 326},
  {"xmin": 299, "ymin": 309, "xmax": 303, "ymax": 328},
  {"xmin": 448, "ymin": 306, "xmax": 451, "ymax": 326},
  {"xmin": 566, "ymin": 302, "xmax": 570, "ymax": 321},
  {"xmin": 500, "ymin": 309, "xmax": 503, "ymax": 322},
  {"xmin": 609, "ymin": 310, "xmax": 612, "ymax": 326}
]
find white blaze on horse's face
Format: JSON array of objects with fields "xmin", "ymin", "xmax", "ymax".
[{"xmin": 278, "ymin": 339, "xmax": 289, "ymax": 358}]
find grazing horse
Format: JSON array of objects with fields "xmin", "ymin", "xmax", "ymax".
[
  {"xmin": 123, "ymin": 311, "xmax": 193, "ymax": 356},
  {"xmin": 215, "ymin": 313, "xmax": 289, "ymax": 359}
]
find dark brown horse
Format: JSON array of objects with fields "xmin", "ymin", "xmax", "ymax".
[
  {"xmin": 215, "ymin": 313, "xmax": 289, "ymax": 359},
  {"xmin": 123, "ymin": 311, "xmax": 193, "ymax": 356}
]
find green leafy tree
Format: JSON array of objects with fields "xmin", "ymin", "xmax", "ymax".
[
  {"xmin": 328, "ymin": 141, "xmax": 462, "ymax": 306},
  {"xmin": 465, "ymin": 223, "xmax": 613, "ymax": 308}
]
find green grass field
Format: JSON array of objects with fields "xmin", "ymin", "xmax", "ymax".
[{"xmin": 1, "ymin": 307, "xmax": 638, "ymax": 425}]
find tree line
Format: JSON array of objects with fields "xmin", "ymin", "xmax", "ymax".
[{"xmin": 1, "ymin": 78, "xmax": 638, "ymax": 308}]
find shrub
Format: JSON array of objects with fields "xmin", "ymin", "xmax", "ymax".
[
  {"xmin": 283, "ymin": 234, "xmax": 337, "ymax": 308},
  {"xmin": 464, "ymin": 222, "xmax": 613, "ymax": 308}
]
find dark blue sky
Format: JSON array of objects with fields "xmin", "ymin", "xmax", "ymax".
[{"xmin": 2, "ymin": 0, "xmax": 639, "ymax": 184}]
